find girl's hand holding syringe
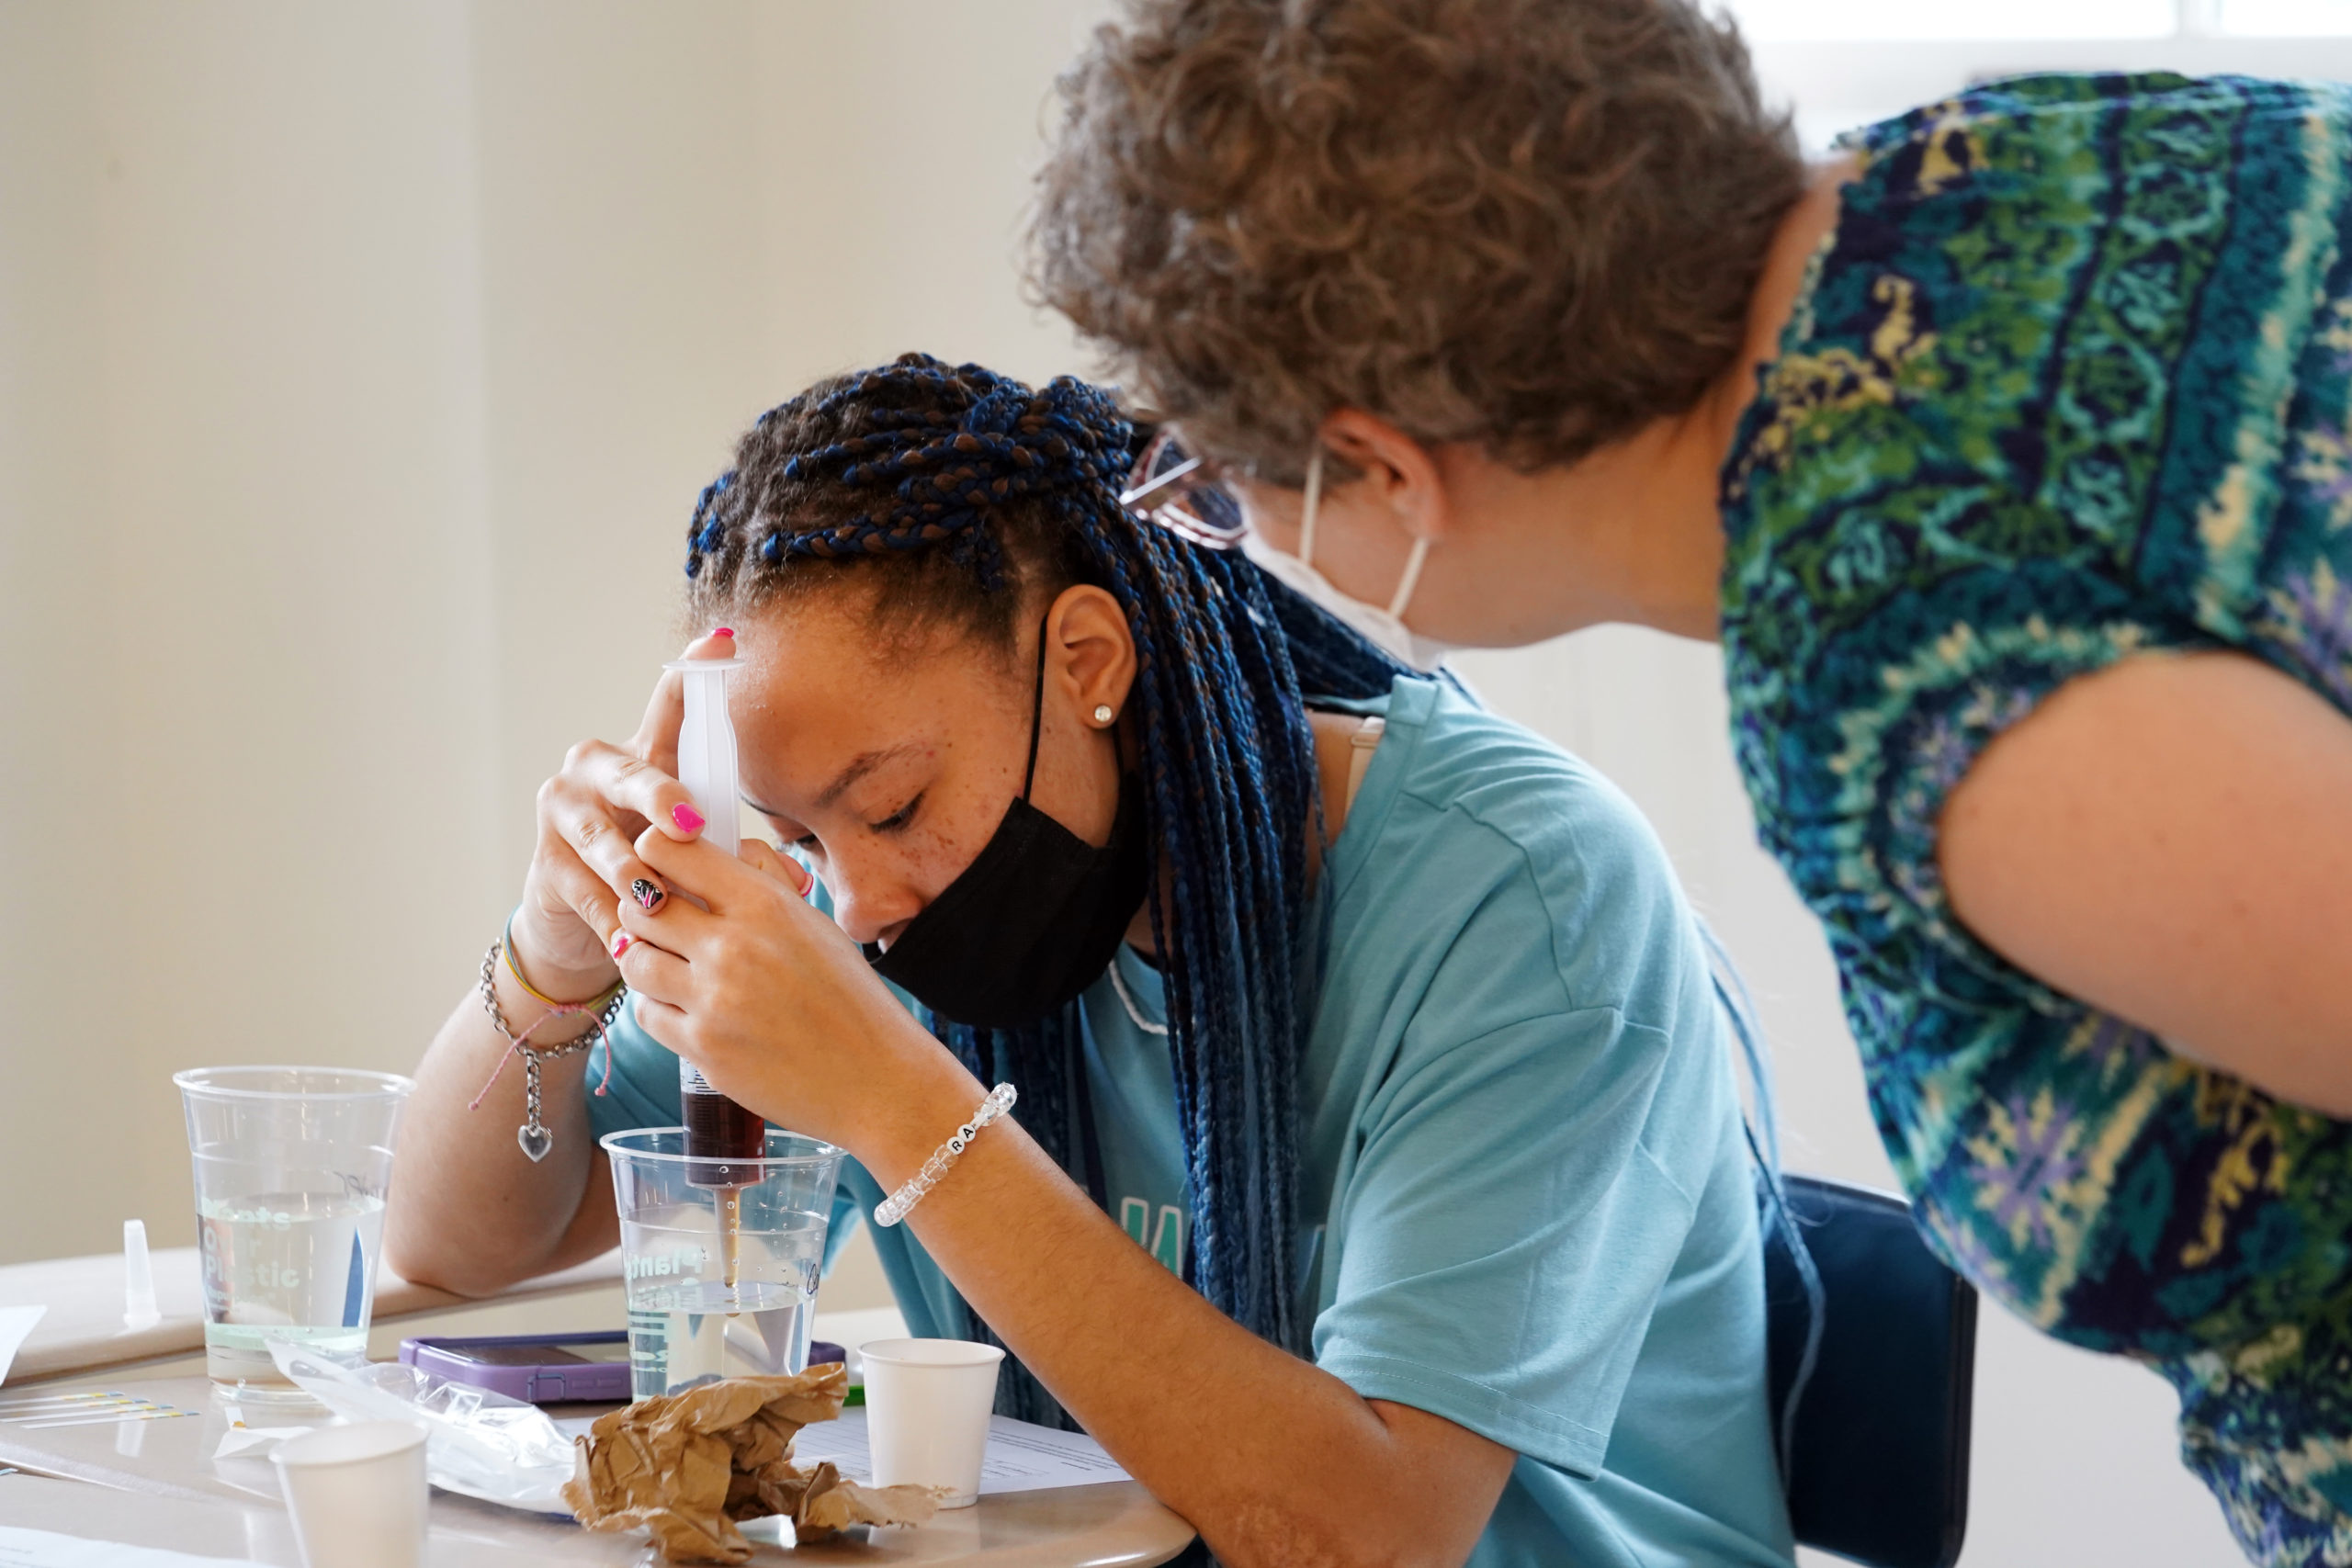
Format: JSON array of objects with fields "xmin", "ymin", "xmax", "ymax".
[
  {"xmin": 386, "ymin": 629, "xmax": 750, "ymax": 1296},
  {"xmin": 510, "ymin": 629, "xmax": 743, "ymax": 993}
]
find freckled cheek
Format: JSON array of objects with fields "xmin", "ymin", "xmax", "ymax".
[
  {"xmin": 826, "ymin": 829, "xmax": 968, "ymax": 922},
  {"xmin": 896, "ymin": 821, "xmax": 980, "ymax": 901}
]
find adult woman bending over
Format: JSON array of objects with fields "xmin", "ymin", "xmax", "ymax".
[
  {"xmin": 388, "ymin": 356, "xmax": 1792, "ymax": 1568},
  {"xmin": 1033, "ymin": 3, "xmax": 2352, "ymax": 1558}
]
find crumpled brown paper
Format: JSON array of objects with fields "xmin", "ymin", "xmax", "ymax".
[{"xmin": 562, "ymin": 1365, "xmax": 941, "ymax": 1562}]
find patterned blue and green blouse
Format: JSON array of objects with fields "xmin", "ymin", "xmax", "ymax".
[{"xmin": 1719, "ymin": 73, "xmax": 2352, "ymax": 1564}]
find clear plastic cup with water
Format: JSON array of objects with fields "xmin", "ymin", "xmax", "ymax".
[
  {"xmin": 175, "ymin": 1066, "xmax": 413, "ymax": 1397},
  {"xmin": 601, "ymin": 1127, "xmax": 843, "ymax": 1398}
]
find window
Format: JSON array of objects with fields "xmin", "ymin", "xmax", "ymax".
[
  {"xmin": 1724, "ymin": 0, "xmax": 2352, "ymax": 36},
  {"xmin": 1726, "ymin": 1, "xmax": 2175, "ymax": 40},
  {"xmin": 1721, "ymin": 0, "xmax": 2352, "ymax": 151},
  {"xmin": 2222, "ymin": 0, "xmax": 2352, "ymax": 34}
]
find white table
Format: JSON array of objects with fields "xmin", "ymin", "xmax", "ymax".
[
  {"xmin": 0, "ymin": 1463, "xmax": 1193, "ymax": 1566},
  {"xmin": 0, "ymin": 1247, "xmax": 631, "ymax": 1385},
  {"xmin": 0, "ymin": 1248, "xmax": 1195, "ymax": 1566}
]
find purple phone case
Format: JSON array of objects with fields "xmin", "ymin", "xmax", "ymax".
[
  {"xmin": 397, "ymin": 1333, "xmax": 851, "ymax": 1405},
  {"xmin": 399, "ymin": 1332, "xmax": 634, "ymax": 1404}
]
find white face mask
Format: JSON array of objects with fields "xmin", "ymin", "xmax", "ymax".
[{"xmin": 1240, "ymin": 446, "xmax": 1455, "ymax": 671}]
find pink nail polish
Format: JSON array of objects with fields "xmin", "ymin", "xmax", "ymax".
[
  {"xmin": 611, "ymin": 931, "xmax": 632, "ymax": 958},
  {"xmin": 673, "ymin": 803, "xmax": 707, "ymax": 835},
  {"xmin": 712, "ymin": 626, "xmax": 735, "ymax": 638}
]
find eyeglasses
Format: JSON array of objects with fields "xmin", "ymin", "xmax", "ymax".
[{"xmin": 1119, "ymin": 428, "xmax": 1247, "ymax": 550}]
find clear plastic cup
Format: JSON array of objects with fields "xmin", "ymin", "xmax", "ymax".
[
  {"xmin": 271, "ymin": 1419, "xmax": 428, "ymax": 1568},
  {"xmin": 174, "ymin": 1066, "xmax": 413, "ymax": 1398},
  {"xmin": 861, "ymin": 1337, "xmax": 1006, "ymax": 1508},
  {"xmin": 601, "ymin": 1127, "xmax": 844, "ymax": 1398}
]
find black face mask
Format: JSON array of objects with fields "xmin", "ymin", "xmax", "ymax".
[{"xmin": 865, "ymin": 625, "xmax": 1149, "ymax": 1031}]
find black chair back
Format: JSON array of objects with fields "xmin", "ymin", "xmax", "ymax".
[{"xmin": 1764, "ymin": 1174, "xmax": 1977, "ymax": 1568}]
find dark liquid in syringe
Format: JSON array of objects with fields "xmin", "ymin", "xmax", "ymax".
[
  {"xmin": 684, "ymin": 1082, "xmax": 758, "ymax": 1303},
  {"xmin": 683, "ymin": 1084, "xmax": 765, "ymax": 1190}
]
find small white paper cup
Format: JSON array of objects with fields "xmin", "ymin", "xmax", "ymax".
[
  {"xmin": 271, "ymin": 1419, "xmax": 428, "ymax": 1568},
  {"xmin": 860, "ymin": 1337, "xmax": 1005, "ymax": 1508}
]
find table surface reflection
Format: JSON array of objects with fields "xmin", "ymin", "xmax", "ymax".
[{"xmin": 0, "ymin": 1367, "xmax": 1194, "ymax": 1567}]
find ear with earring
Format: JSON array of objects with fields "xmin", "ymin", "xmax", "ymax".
[{"xmin": 1092, "ymin": 704, "xmax": 1115, "ymax": 725}]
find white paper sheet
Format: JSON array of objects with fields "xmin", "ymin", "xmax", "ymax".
[
  {"xmin": 0, "ymin": 1307, "xmax": 44, "ymax": 1388},
  {"xmin": 0, "ymin": 1526, "xmax": 263, "ymax": 1568},
  {"xmin": 211, "ymin": 1426, "xmax": 314, "ymax": 1460},
  {"xmin": 552, "ymin": 1406, "xmax": 1133, "ymax": 1496},
  {"xmin": 788, "ymin": 1409, "xmax": 1132, "ymax": 1495}
]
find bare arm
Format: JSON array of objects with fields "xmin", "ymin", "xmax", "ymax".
[
  {"xmin": 620, "ymin": 829, "xmax": 1516, "ymax": 1568},
  {"xmin": 387, "ymin": 636, "xmax": 732, "ymax": 1292},
  {"xmin": 1940, "ymin": 649, "xmax": 2352, "ymax": 1112},
  {"xmin": 875, "ymin": 1056, "xmax": 1516, "ymax": 1568},
  {"xmin": 383, "ymin": 975, "xmax": 618, "ymax": 1295}
]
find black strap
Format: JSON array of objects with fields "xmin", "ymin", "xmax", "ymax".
[
  {"xmin": 1019, "ymin": 615, "xmax": 1050, "ymax": 799},
  {"xmin": 1025, "ymin": 611, "xmax": 1104, "ymax": 1212}
]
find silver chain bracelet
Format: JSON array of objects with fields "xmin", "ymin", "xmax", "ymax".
[
  {"xmin": 474, "ymin": 939, "xmax": 628, "ymax": 1163},
  {"xmin": 874, "ymin": 1083, "xmax": 1019, "ymax": 1227}
]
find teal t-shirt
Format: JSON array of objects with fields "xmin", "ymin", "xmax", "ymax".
[{"xmin": 590, "ymin": 675, "xmax": 1792, "ymax": 1567}]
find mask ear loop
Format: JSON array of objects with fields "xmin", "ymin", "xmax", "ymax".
[
  {"xmin": 1387, "ymin": 536, "xmax": 1430, "ymax": 620},
  {"xmin": 1019, "ymin": 613, "xmax": 1051, "ymax": 800},
  {"xmin": 1299, "ymin": 446, "xmax": 1323, "ymax": 566},
  {"xmin": 1303, "ymin": 442, "xmax": 1429, "ymax": 622}
]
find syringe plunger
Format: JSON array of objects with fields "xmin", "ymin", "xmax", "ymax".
[{"xmin": 664, "ymin": 655, "xmax": 764, "ymax": 1189}]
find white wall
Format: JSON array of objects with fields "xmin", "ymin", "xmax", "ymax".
[
  {"xmin": 0, "ymin": 4, "xmax": 2246, "ymax": 1562},
  {"xmin": 2, "ymin": 0, "xmax": 508, "ymax": 1266}
]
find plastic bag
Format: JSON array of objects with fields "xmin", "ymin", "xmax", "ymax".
[{"xmin": 266, "ymin": 1338, "xmax": 575, "ymax": 1513}]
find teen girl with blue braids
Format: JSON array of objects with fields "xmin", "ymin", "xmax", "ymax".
[{"xmin": 389, "ymin": 355, "xmax": 1793, "ymax": 1568}]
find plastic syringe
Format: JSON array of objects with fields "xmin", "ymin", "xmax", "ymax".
[{"xmin": 666, "ymin": 653, "xmax": 766, "ymax": 1191}]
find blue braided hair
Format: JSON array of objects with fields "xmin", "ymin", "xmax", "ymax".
[{"xmin": 684, "ymin": 354, "xmax": 1403, "ymax": 1423}]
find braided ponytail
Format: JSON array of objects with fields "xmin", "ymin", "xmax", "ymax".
[{"xmin": 685, "ymin": 354, "xmax": 1399, "ymax": 1422}]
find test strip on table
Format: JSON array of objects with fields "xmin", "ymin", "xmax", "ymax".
[
  {"xmin": 7, "ymin": 1404, "xmax": 194, "ymax": 1430},
  {"xmin": 0, "ymin": 1403, "xmax": 175, "ymax": 1423},
  {"xmin": 0, "ymin": 1390, "xmax": 132, "ymax": 1409},
  {"xmin": 0, "ymin": 1393, "xmax": 190, "ymax": 1427},
  {"xmin": 0, "ymin": 1395, "xmax": 144, "ymax": 1416}
]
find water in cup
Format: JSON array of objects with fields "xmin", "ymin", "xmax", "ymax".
[
  {"xmin": 175, "ymin": 1066, "xmax": 412, "ymax": 1396},
  {"xmin": 198, "ymin": 1190, "xmax": 385, "ymax": 1370},
  {"xmin": 603, "ymin": 1127, "xmax": 842, "ymax": 1399},
  {"xmin": 622, "ymin": 1209, "xmax": 825, "ymax": 1394}
]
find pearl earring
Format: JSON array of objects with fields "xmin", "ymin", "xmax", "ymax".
[{"xmin": 1092, "ymin": 704, "xmax": 1114, "ymax": 725}]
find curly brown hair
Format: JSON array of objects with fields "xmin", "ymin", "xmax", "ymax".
[{"xmin": 1029, "ymin": 0, "xmax": 1804, "ymax": 484}]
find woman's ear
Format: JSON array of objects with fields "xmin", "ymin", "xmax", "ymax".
[
  {"xmin": 1319, "ymin": 408, "xmax": 1453, "ymax": 543},
  {"xmin": 1046, "ymin": 584, "xmax": 1138, "ymax": 727}
]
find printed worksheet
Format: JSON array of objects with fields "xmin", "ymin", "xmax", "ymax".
[
  {"xmin": 551, "ymin": 1404, "xmax": 1133, "ymax": 1495},
  {"xmin": 786, "ymin": 1409, "xmax": 1132, "ymax": 1495}
]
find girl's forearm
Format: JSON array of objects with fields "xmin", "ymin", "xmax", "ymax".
[
  {"xmin": 867, "ymin": 1058, "xmax": 1500, "ymax": 1568},
  {"xmin": 383, "ymin": 968, "xmax": 616, "ymax": 1295}
]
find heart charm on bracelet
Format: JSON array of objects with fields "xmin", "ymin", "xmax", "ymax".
[{"xmin": 517, "ymin": 1123, "xmax": 555, "ymax": 1163}]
